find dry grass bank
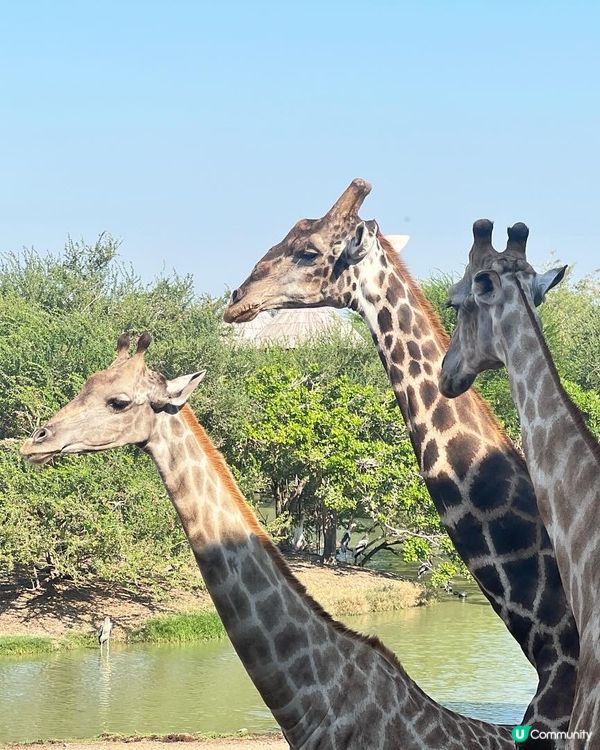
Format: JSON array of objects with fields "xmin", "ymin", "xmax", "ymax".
[
  {"xmin": 3, "ymin": 734, "xmax": 287, "ymax": 750},
  {"xmin": 0, "ymin": 558, "xmax": 425, "ymax": 646},
  {"xmin": 289, "ymin": 559, "xmax": 425, "ymax": 616}
]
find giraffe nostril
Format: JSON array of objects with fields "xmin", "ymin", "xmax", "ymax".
[
  {"xmin": 231, "ymin": 288, "xmax": 243, "ymax": 304},
  {"xmin": 33, "ymin": 427, "xmax": 50, "ymax": 443}
]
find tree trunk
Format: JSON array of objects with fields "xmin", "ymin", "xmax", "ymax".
[
  {"xmin": 273, "ymin": 482, "xmax": 285, "ymax": 517},
  {"xmin": 360, "ymin": 539, "xmax": 402, "ymax": 566},
  {"xmin": 321, "ymin": 508, "xmax": 337, "ymax": 561}
]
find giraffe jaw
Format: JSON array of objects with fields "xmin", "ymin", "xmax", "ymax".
[
  {"xmin": 22, "ymin": 450, "xmax": 56, "ymax": 467},
  {"xmin": 20, "ymin": 441, "xmax": 116, "ymax": 466}
]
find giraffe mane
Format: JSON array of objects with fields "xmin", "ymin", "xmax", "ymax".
[
  {"xmin": 378, "ymin": 234, "xmax": 451, "ymax": 346},
  {"xmin": 377, "ymin": 233, "xmax": 530, "ymax": 461},
  {"xmin": 180, "ymin": 403, "xmax": 414, "ymax": 678},
  {"xmin": 514, "ymin": 277, "xmax": 600, "ymax": 467},
  {"xmin": 181, "ymin": 404, "xmax": 271, "ymax": 541}
]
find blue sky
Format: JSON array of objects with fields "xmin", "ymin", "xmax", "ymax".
[{"xmin": 1, "ymin": 1, "xmax": 598, "ymax": 295}]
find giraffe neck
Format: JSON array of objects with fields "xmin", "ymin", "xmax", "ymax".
[
  {"xmin": 501, "ymin": 281, "xmax": 600, "ymax": 636},
  {"xmin": 346, "ymin": 237, "xmax": 578, "ymax": 733},
  {"xmin": 144, "ymin": 405, "xmax": 512, "ymax": 749},
  {"xmin": 354, "ymin": 240, "xmax": 510, "ymax": 466},
  {"xmin": 353, "ymin": 240, "xmax": 536, "ymax": 546}
]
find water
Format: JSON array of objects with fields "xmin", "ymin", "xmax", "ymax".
[{"xmin": 0, "ymin": 584, "xmax": 536, "ymax": 743}]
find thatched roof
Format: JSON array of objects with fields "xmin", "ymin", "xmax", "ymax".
[
  {"xmin": 231, "ymin": 308, "xmax": 361, "ymax": 348},
  {"xmin": 232, "ymin": 310, "xmax": 273, "ymax": 344}
]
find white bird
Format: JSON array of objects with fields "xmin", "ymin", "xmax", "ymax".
[
  {"xmin": 291, "ymin": 519, "xmax": 306, "ymax": 551},
  {"xmin": 339, "ymin": 522, "xmax": 356, "ymax": 551},
  {"xmin": 417, "ymin": 560, "xmax": 433, "ymax": 579},
  {"xmin": 337, "ymin": 522, "xmax": 357, "ymax": 562},
  {"xmin": 353, "ymin": 536, "xmax": 369, "ymax": 563},
  {"xmin": 97, "ymin": 616, "xmax": 113, "ymax": 653}
]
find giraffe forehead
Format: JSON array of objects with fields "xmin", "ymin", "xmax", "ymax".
[
  {"xmin": 80, "ymin": 370, "xmax": 126, "ymax": 396},
  {"xmin": 275, "ymin": 215, "xmax": 356, "ymax": 254},
  {"xmin": 319, "ymin": 216, "xmax": 357, "ymax": 242},
  {"xmin": 81, "ymin": 362, "xmax": 164, "ymax": 398}
]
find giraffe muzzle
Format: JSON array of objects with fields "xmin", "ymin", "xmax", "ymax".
[
  {"xmin": 20, "ymin": 424, "xmax": 65, "ymax": 465},
  {"xmin": 439, "ymin": 370, "xmax": 476, "ymax": 399},
  {"xmin": 224, "ymin": 294, "xmax": 260, "ymax": 323}
]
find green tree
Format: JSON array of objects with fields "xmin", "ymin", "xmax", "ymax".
[
  {"xmin": 1, "ymin": 238, "xmax": 597, "ymax": 595},
  {"xmin": 239, "ymin": 363, "xmax": 449, "ymax": 566}
]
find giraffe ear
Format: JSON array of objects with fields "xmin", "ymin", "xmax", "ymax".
[
  {"xmin": 164, "ymin": 370, "xmax": 207, "ymax": 407},
  {"xmin": 472, "ymin": 270, "xmax": 502, "ymax": 305},
  {"xmin": 345, "ymin": 220, "xmax": 379, "ymax": 264},
  {"xmin": 532, "ymin": 265, "xmax": 567, "ymax": 306},
  {"xmin": 447, "ymin": 272, "xmax": 471, "ymax": 307}
]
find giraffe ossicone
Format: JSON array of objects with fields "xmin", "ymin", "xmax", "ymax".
[
  {"xmin": 21, "ymin": 333, "xmax": 514, "ymax": 750},
  {"xmin": 440, "ymin": 220, "xmax": 600, "ymax": 743},
  {"xmin": 225, "ymin": 179, "xmax": 579, "ymax": 741}
]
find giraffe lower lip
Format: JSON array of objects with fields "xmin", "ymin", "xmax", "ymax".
[
  {"xmin": 225, "ymin": 304, "xmax": 260, "ymax": 323},
  {"xmin": 440, "ymin": 382, "xmax": 459, "ymax": 398},
  {"xmin": 25, "ymin": 452, "xmax": 57, "ymax": 466}
]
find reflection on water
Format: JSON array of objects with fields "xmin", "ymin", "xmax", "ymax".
[
  {"xmin": 0, "ymin": 580, "xmax": 537, "ymax": 743},
  {"xmin": 348, "ymin": 603, "xmax": 535, "ymax": 724},
  {"xmin": 0, "ymin": 638, "xmax": 269, "ymax": 743}
]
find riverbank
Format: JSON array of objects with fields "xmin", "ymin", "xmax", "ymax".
[
  {"xmin": 0, "ymin": 590, "xmax": 537, "ymax": 743},
  {"xmin": 0, "ymin": 559, "xmax": 426, "ymax": 655},
  {"xmin": 4, "ymin": 734, "xmax": 287, "ymax": 750}
]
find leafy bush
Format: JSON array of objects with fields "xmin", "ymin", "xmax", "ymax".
[
  {"xmin": 1, "ymin": 238, "xmax": 598, "ymax": 595},
  {"xmin": 0, "ymin": 636, "xmax": 55, "ymax": 656},
  {"xmin": 131, "ymin": 612, "xmax": 225, "ymax": 643}
]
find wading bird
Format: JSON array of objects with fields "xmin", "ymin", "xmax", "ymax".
[{"xmin": 97, "ymin": 616, "xmax": 112, "ymax": 653}]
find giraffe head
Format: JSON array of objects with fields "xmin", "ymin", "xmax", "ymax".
[
  {"xmin": 439, "ymin": 219, "xmax": 567, "ymax": 398},
  {"xmin": 20, "ymin": 333, "xmax": 206, "ymax": 465},
  {"xmin": 224, "ymin": 178, "xmax": 404, "ymax": 322}
]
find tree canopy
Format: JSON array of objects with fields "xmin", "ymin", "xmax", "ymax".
[{"xmin": 1, "ymin": 237, "xmax": 598, "ymax": 593}]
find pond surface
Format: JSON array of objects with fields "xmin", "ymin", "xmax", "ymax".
[{"xmin": 0, "ymin": 581, "xmax": 536, "ymax": 743}]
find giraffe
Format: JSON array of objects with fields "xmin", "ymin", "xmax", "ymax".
[
  {"xmin": 439, "ymin": 219, "xmax": 600, "ymax": 745},
  {"xmin": 224, "ymin": 179, "xmax": 579, "ymax": 743},
  {"xmin": 19, "ymin": 333, "xmax": 514, "ymax": 750}
]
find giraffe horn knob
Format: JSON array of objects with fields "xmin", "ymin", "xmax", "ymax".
[
  {"xmin": 473, "ymin": 218, "xmax": 494, "ymax": 241},
  {"xmin": 136, "ymin": 331, "xmax": 153, "ymax": 354},
  {"xmin": 325, "ymin": 178, "xmax": 372, "ymax": 220},
  {"xmin": 505, "ymin": 222, "xmax": 529, "ymax": 258},
  {"xmin": 110, "ymin": 333, "xmax": 132, "ymax": 367},
  {"xmin": 116, "ymin": 333, "xmax": 131, "ymax": 354},
  {"xmin": 469, "ymin": 218, "xmax": 496, "ymax": 270}
]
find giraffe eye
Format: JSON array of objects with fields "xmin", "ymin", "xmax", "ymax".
[
  {"xmin": 296, "ymin": 247, "xmax": 320, "ymax": 264},
  {"xmin": 107, "ymin": 397, "xmax": 132, "ymax": 411}
]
